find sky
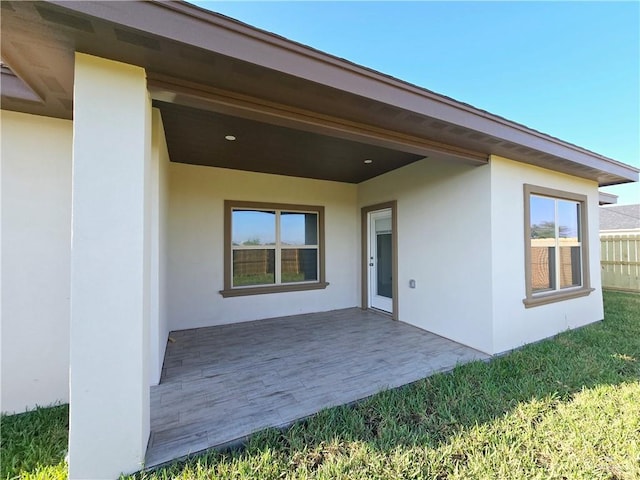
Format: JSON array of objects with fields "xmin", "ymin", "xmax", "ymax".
[
  {"xmin": 233, "ymin": 211, "xmax": 315, "ymax": 245},
  {"xmin": 193, "ymin": 1, "xmax": 639, "ymax": 205}
]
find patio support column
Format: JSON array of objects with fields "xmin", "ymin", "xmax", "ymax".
[{"xmin": 68, "ymin": 53, "xmax": 151, "ymax": 479}]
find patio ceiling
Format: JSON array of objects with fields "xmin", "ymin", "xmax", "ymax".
[
  {"xmin": 156, "ymin": 101, "xmax": 425, "ymax": 183},
  {"xmin": 1, "ymin": 1, "xmax": 637, "ymax": 185}
]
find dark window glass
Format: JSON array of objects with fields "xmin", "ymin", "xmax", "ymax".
[{"xmin": 281, "ymin": 249, "xmax": 318, "ymax": 283}]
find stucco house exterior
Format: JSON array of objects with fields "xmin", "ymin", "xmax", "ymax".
[{"xmin": 1, "ymin": 1, "xmax": 638, "ymax": 478}]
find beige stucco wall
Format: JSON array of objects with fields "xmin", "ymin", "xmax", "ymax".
[
  {"xmin": 1, "ymin": 110, "xmax": 72, "ymax": 414},
  {"xmin": 68, "ymin": 53, "xmax": 151, "ymax": 479},
  {"xmin": 489, "ymin": 155, "xmax": 603, "ymax": 354},
  {"xmin": 358, "ymin": 157, "xmax": 494, "ymax": 354},
  {"xmin": 167, "ymin": 163, "xmax": 359, "ymax": 331},
  {"xmin": 0, "ymin": 106, "xmax": 609, "ymax": 428},
  {"xmin": 150, "ymin": 109, "xmax": 170, "ymax": 385}
]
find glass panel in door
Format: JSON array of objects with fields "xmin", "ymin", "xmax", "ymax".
[{"xmin": 376, "ymin": 233, "xmax": 392, "ymax": 298}]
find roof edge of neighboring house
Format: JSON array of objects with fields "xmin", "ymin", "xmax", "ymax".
[{"xmin": 599, "ymin": 192, "xmax": 619, "ymax": 205}]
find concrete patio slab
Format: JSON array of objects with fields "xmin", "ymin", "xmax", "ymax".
[{"xmin": 146, "ymin": 308, "xmax": 489, "ymax": 467}]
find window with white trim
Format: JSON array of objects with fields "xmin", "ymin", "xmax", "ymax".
[
  {"xmin": 221, "ymin": 201, "xmax": 327, "ymax": 297},
  {"xmin": 524, "ymin": 185, "xmax": 592, "ymax": 307}
]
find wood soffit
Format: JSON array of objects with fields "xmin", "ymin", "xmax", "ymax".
[
  {"xmin": 1, "ymin": 1, "xmax": 637, "ymax": 186},
  {"xmin": 155, "ymin": 100, "xmax": 425, "ymax": 183}
]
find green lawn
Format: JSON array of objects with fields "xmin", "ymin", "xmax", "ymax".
[
  {"xmin": 2, "ymin": 291, "xmax": 639, "ymax": 480},
  {"xmin": 233, "ymin": 272, "xmax": 306, "ymax": 286},
  {"xmin": 1, "ymin": 404, "xmax": 68, "ymax": 480}
]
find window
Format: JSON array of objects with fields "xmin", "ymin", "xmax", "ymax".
[
  {"xmin": 523, "ymin": 185, "xmax": 593, "ymax": 307},
  {"xmin": 220, "ymin": 201, "xmax": 327, "ymax": 297}
]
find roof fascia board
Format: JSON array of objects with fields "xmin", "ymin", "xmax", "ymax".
[
  {"xmin": 47, "ymin": 1, "xmax": 638, "ymax": 182},
  {"xmin": 598, "ymin": 191, "xmax": 618, "ymax": 205}
]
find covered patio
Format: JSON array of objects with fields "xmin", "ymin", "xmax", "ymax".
[{"xmin": 146, "ymin": 309, "xmax": 489, "ymax": 467}]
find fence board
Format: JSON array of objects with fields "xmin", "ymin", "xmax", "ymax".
[{"xmin": 600, "ymin": 233, "xmax": 640, "ymax": 292}]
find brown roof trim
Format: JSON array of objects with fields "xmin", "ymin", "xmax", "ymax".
[
  {"xmin": 164, "ymin": 3, "xmax": 639, "ymax": 176},
  {"xmin": 0, "ymin": 62, "xmax": 43, "ymax": 104},
  {"xmin": 147, "ymin": 73, "xmax": 489, "ymax": 164},
  {"xmin": 163, "ymin": 2, "xmax": 635, "ymax": 171},
  {"xmin": 598, "ymin": 191, "xmax": 618, "ymax": 206},
  {"xmin": 26, "ymin": 1, "xmax": 640, "ymax": 184}
]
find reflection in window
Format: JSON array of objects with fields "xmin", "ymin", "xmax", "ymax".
[
  {"xmin": 233, "ymin": 250, "xmax": 275, "ymax": 286},
  {"xmin": 558, "ymin": 200, "xmax": 581, "ymax": 288},
  {"xmin": 530, "ymin": 196, "xmax": 556, "ymax": 291},
  {"xmin": 529, "ymin": 195, "xmax": 582, "ymax": 293},
  {"xmin": 281, "ymin": 249, "xmax": 318, "ymax": 283},
  {"xmin": 231, "ymin": 208, "xmax": 319, "ymax": 288},
  {"xmin": 281, "ymin": 212, "xmax": 318, "ymax": 245},
  {"xmin": 231, "ymin": 210, "xmax": 275, "ymax": 246}
]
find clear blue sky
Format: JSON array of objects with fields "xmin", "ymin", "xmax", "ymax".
[{"xmin": 194, "ymin": 1, "xmax": 639, "ymax": 204}]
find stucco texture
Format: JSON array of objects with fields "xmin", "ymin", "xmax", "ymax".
[
  {"xmin": 166, "ymin": 163, "xmax": 359, "ymax": 331},
  {"xmin": 1, "ymin": 110, "xmax": 72, "ymax": 414},
  {"xmin": 489, "ymin": 155, "xmax": 603, "ymax": 354}
]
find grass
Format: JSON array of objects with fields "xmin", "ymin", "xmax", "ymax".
[
  {"xmin": 2, "ymin": 291, "xmax": 639, "ymax": 479},
  {"xmin": 1, "ymin": 405, "xmax": 68, "ymax": 480},
  {"xmin": 233, "ymin": 272, "xmax": 308, "ymax": 286}
]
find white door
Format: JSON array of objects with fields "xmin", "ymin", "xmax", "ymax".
[{"xmin": 368, "ymin": 209, "xmax": 393, "ymax": 313}]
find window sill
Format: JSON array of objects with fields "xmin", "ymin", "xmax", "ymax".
[
  {"xmin": 220, "ymin": 282, "xmax": 329, "ymax": 298},
  {"xmin": 523, "ymin": 287, "xmax": 594, "ymax": 308}
]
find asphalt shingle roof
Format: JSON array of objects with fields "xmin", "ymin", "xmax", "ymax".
[{"xmin": 599, "ymin": 204, "xmax": 640, "ymax": 231}]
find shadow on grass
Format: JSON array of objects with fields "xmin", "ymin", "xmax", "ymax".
[{"xmin": 132, "ymin": 291, "xmax": 639, "ymax": 478}]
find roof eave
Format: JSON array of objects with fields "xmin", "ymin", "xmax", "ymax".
[
  {"xmin": 10, "ymin": 0, "xmax": 640, "ymax": 186},
  {"xmin": 599, "ymin": 191, "xmax": 619, "ymax": 205},
  {"xmin": 0, "ymin": 65, "xmax": 42, "ymax": 103}
]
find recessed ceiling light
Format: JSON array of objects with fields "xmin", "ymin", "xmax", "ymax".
[
  {"xmin": 225, "ymin": 135, "xmax": 236, "ymax": 141},
  {"xmin": 364, "ymin": 159, "xmax": 373, "ymax": 164}
]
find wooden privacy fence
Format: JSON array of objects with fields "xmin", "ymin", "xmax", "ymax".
[
  {"xmin": 233, "ymin": 249, "xmax": 317, "ymax": 283},
  {"xmin": 531, "ymin": 239, "xmax": 581, "ymax": 291},
  {"xmin": 600, "ymin": 233, "xmax": 640, "ymax": 292}
]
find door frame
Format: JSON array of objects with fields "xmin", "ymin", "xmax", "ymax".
[
  {"xmin": 368, "ymin": 208, "xmax": 393, "ymax": 313},
  {"xmin": 361, "ymin": 201, "xmax": 398, "ymax": 320}
]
